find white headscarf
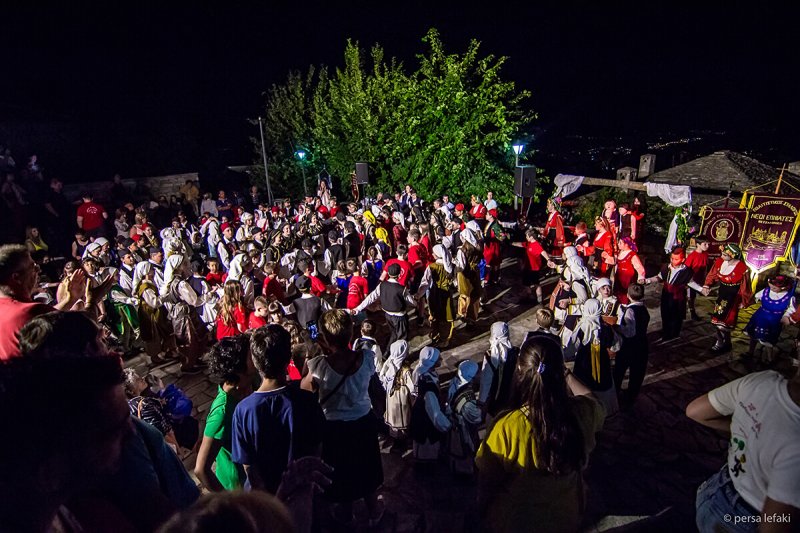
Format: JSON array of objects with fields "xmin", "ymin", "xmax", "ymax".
[
  {"xmin": 465, "ymin": 220, "xmax": 481, "ymax": 236},
  {"xmin": 93, "ymin": 237, "xmax": 109, "ymax": 247},
  {"xmin": 569, "ymin": 298, "xmax": 602, "ymax": 346},
  {"xmin": 592, "ymin": 276, "xmax": 612, "ymax": 295},
  {"xmin": 82, "ymin": 242, "xmax": 102, "ymax": 259},
  {"xmin": 413, "ymin": 346, "xmax": 440, "ymax": 386},
  {"xmin": 392, "ymin": 211, "xmax": 406, "ymax": 229},
  {"xmin": 461, "ymin": 227, "xmax": 478, "ymax": 248},
  {"xmin": 433, "ymin": 244, "xmax": 453, "ymax": 274},
  {"xmin": 161, "ymin": 254, "xmax": 185, "ymax": 295},
  {"xmin": 379, "ymin": 340, "xmax": 409, "ymax": 391},
  {"xmin": 563, "ymin": 246, "xmax": 591, "ymax": 286},
  {"xmin": 227, "ymin": 253, "xmax": 246, "ymax": 282},
  {"xmin": 447, "ymin": 359, "xmax": 479, "ymax": 402},
  {"xmin": 488, "ymin": 321, "xmax": 513, "ymax": 367},
  {"xmin": 163, "ymin": 237, "xmax": 184, "ymax": 257},
  {"xmin": 160, "ymin": 227, "xmax": 179, "ymax": 242},
  {"xmin": 241, "ymin": 212, "xmax": 254, "ymax": 222},
  {"xmin": 132, "ymin": 261, "xmax": 153, "ymax": 294}
]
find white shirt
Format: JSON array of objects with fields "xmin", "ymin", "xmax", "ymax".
[
  {"xmin": 708, "ymin": 371, "xmax": 800, "ymax": 510},
  {"xmin": 484, "ymin": 199, "xmax": 498, "ymax": 211},
  {"xmin": 307, "ymin": 350, "xmax": 375, "ymax": 421}
]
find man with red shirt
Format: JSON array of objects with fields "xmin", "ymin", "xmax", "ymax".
[
  {"xmin": 76, "ymin": 192, "xmax": 108, "ymax": 238},
  {"xmin": 381, "ymin": 244, "xmax": 413, "ymax": 287},
  {"xmin": 0, "ymin": 245, "xmax": 89, "ymax": 359},
  {"xmin": 511, "ymin": 229, "xmax": 554, "ymax": 303}
]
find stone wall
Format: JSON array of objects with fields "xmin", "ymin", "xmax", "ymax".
[{"xmin": 63, "ymin": 172, "xmax": 199, "ymax": 205}]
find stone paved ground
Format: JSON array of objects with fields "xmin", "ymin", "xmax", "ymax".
[{"xmin": 125, "ymin": 259, "xmax": 800, "ymax": 532}]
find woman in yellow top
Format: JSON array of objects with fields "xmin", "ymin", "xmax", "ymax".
[{"xmin": 476, "ymin": 335, "xmax": 606, "ymax": 533}]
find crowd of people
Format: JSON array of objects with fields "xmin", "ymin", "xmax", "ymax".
[{"xmin": 1, "ymin": 148, "xmax": 798, "ymax": 532}]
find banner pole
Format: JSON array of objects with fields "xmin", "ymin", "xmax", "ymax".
[{"xmin": 775, "ymin": 164, "xmax": 787, "ymax": 195}]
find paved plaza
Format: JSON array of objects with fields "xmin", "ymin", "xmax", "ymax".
[{"xmin": 126, "ymin": 260, "xmax": 799, "ymax": 532}]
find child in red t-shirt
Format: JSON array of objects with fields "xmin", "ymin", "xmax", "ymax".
[
  {"xmin": 216, "ymin": 280, "xmax": 248, "ymax": 341},
  {"xmin": 684, "ymin": 237, "xmax": 711, "ymax": 320},
  {"xmin": 346, "ymin": 260, "xmax": 370, "ymax": 315},
  {"xmin": 248, "ymin": 296, "xmax": 269, "ymax": 331},
  {"xmin": 511, "ymin": 228, "xmax": 554, "ymax": 303},
  {"xmin": 205, "ymin": 257, "xmax": 226, "ymax": 289}
]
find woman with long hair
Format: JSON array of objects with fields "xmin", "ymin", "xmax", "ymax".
[
  {"xmin": 216, "ymin": 279, "xmax": 247, "ymax": 341},
  {"xmin": 476, "ymin": 335, "xmax": 606, "ymax": 532}
]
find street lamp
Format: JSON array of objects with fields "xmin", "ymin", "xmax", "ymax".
[
  {"xmin": 512, "ymin": 144, "xmax": 524, "ymax": 211},
  {"xmin": 295, "ymin": 149, "xmax": 308, "ymax": 196}
]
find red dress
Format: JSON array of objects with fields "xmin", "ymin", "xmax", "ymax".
[
  {"xmin": 704, "ymin": 259, "xmax": 751, "ymax": 329},
  {"xmin": 483, "ymin": 221, "xmax": 505, "ymax": 268},
  {"xmin": 590, "ymin": 231, "xmax": 615, "ymax": 276},
  {"xmin": 543, "ymin": 211, "xmax": 565, "ymax": 256},
  {"xmin": 470, "ymin": 204, "xmax": 487, "ymax": 220},
  {"xmin": 614, "ymin": 251, "xmax": 640, "ymax": 304}
]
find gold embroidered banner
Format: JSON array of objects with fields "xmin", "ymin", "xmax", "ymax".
[{"xmin": 741, "ymin": 194, "xmax": 800, "ymax": 273}]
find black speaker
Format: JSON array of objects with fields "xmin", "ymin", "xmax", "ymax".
[
  {"xmin": 355, "ymin": 162, "xmax": 369, "ymax": 185},
  {"xmin": 514, "ymin": 165, "xmax": 537, "ymax": 197}
]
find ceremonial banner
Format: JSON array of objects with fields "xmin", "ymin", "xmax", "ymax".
[
  {"xmin": 742, "ymin": 194, "xmax": 800, "ymax": 273},
  {"xmin": 698, "ymin": 206, "xmax": 747, "ymax": 259}
]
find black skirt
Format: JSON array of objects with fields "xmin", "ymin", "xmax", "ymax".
[{"xmin": 321, "ymin": 413, "xmax": 384, "ymax": 502}]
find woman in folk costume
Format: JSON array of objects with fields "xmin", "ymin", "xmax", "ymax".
[
  {"xmin": 610, "ymin": 237, "xmax": 646, "ymax": 305},
  {"xmin": 469, "ymin": 195, "xmax": 488, "ymax": 222},
  {"xmin": 602, "ymin": 199, "xmax": 620, "ymax": 231},
  {"xmin": 701, "ymin": 244, "xmax": 752, "ymax": 353},
  {"xmin": 226, "ymin": 253, "xmax": 255, "ymax": 311},
  {"xmin": 409, "ymin": 346, "xmax": 452, "ymax": 460},
  {"xmin": 744, "ymin": 274, "xmax": 795, "ymax": 364},
  {"xmin": 161, "ymin": 254, "xmax": 212, "ymax": 374},
  {"xmin": 417, "ymin": 244, "xmax": 456, "ymax": 349},
  {"xmin": 542, "ymin": 197, "xmax": 566, "ymax": 257},
  {"xmin": 478, "ymin": 321, "xmax": 519, "ymax": 418},
  {"xmin": 550, "ymin": 246, "xmax": 592, "ymax": 311},
  {"xmin": 133, "ymin": 261, "xmax": 177, "ymax": 365},
  {"xmin": 587, "ymin": 216, "xmax": 616, "ymax": 277},
  {"xmin": 566, "ymin": 298, "xmax": 619, "ymax": 415},
  {"xmin": 374, "ymin": 226, "xmax": 393, "ymax": 261},
  {"xmin": 446, "ymin": 360, "xmax": 482, "ymax": 474},
  {"xmin": 392, "ymin": 211, "xmax": 408, "ymax": 247},
  {"xmin": 482, "ymin": 209, "xmax": 507, "ymax": 284},
  {"xmin": 379, "ymin": 339, "xmax": 414, "ymax": 442},
  {"xmin": 455, "ymin": 226, "xmax": 484, "ymax": 322}
]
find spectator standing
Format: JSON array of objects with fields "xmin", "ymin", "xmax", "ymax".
[{"xmin": 76, "ymin": 192, "xmax": 108, "ymax": 238}]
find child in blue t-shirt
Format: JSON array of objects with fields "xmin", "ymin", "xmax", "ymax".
[{"xmin": 231, "ymin": 324, "xmax": 325, "ymax": 493}]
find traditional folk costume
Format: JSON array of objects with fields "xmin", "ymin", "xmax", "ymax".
[
  {"xmin": 588, "ymin": 222, "xmax": 615, "ymax": 277},
  {"xmin": 612, "ymin": 238, "xmax": 646, "ymax": 305},
  {"xmin": 703, "ymin": 244, "xmax": 751, "ymax": 353},
  {"xmin": 647, "ymin": 248, "xmax": 704, "ymax": 341},
  {"xmin": 454, "ymin": 229, "xmax": 483, "ymax": 322},
  {"xmin": 478, "ymin": 322, "xmax": 518, "ymax": 418},
  {"xmin": 543, "ymin": 202, "xmax": 566, "ymax": 257},
  {"xmin": 684, "ymin": 244, "xmax": 710, "ymax": 319},
  {"xmin": 379, "ymin": 340, "xmax": 413, "ymax": 440},
  {"xmin": 482, "ymin": 211, "xmax": 507, "ymax": 283},
  {"xmin": 418, "ymin": 245, "xmax": 456, "ymax": 348},
  {"xmin": 446, "ymin": 360, "xmax": 482, "ymax": 475},
  {"xmin": 410, "ymin": 347, "xmax": 451, "ymax": 460},
  {"xmin": 744, "ymin": 275, "xmax": 795, "ymax": 363}
]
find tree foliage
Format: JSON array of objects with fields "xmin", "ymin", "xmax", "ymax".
[{"xmin": 256, "ymin": 28, "xmax": 537, "ymax": 203}]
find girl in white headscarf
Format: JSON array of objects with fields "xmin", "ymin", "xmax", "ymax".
[
  {"xmin": 379, "ymin": 340, "xmax": 413, "ymax": 440},
  {"xmin": 479, "ymin": 321, "xmax": 518, "ymax": 416},
  {"xmin": 134, "ymin": 261, "xmax": 177, "ymax": 365},
  {"xmin": 446, "ymin": 360, "xmax": 482, "ymax": 474},
  {"xmin": 551, "ymin": 246, "xmax": 591, "ymax": 311},
  {"xmin": 410, "ymin": 347, "xmax": 452, "ymax": 460},
  {"xmin": 161, "ymin": 254, "xmax": 213, "ymax": 374},
  {"xmin": 417, "ymin": 245, "xmax": 456, "ymax": 348},
  {"xmin": 566, "ymin": 298, "xmax": 619, "ymax": 415}
]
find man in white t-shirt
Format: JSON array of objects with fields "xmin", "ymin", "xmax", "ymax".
[{"xmin": 687, "ymin": 369, "xmax": 800, "ymax": 532}]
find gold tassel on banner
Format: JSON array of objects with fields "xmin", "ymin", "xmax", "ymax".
[{"xmin": 739, "ymin": 191, "xmax": 748, "ymax": 210}]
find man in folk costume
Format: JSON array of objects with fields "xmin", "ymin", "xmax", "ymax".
[
  {"xmin": 417, "ymin": 245, "xmax": 456, "ymax": 349},
  {"xmin": 611, "ymin": 237, "xmax": 646, "ymax": 305},
  {"xmin": 744, "ymin": 274, "xmax": 795, "ymax": 364},
  {"xmin": 541, "ymin": 197, "xmax": 566, "ymax": 257},
  {"xmin": 482, "ymin": 209, "xmax": 507, "ymax": 284},
  {"xmin": 618, "ymin": 203, "xmax": 637, "ymax": 242},
  {"xmin": 646, "ymin": 247, "xmax": 704, "ymax": 343},
  {"xmin": 701, "ymin": 244, "xmax": 752, "ymax": 353},
  {"xmin": 684, "ymin": 237, "xmax": 711, "ymax": 320}
]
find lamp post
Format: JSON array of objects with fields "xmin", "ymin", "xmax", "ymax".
[
  {"xmin": 512, "ymin": 143, "xmax": 524, "ymax": 212},
  {"xmin": 295, "ymin": 149, "xmax": 308, "ymax": 197}
]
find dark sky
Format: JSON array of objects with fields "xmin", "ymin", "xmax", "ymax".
[{"xmin": 1, "ymin": 2, "xmax": 798, "ymax": 180}]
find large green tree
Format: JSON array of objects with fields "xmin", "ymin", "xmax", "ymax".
[{"xmin": 256, "ymin": 28, "xmax": 537, "ymax": 203}]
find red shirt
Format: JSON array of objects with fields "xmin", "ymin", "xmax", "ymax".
[
  {"xmin": 347, "ymin": 275, "xmax": 369, "ymax": 309},
  {"xmin": 77, "ymin": 201, "xmax": 106, "ymax": 231},
  {"xmin": 206, "ymin": 272, "xmax": 226, "ymax": 288},
  {"xmin": 287, "ymin": 359, "xmax": 302, "ymax": 381},
  {"xmin": 248, "ymin": 313, "xmax": 267, "ymax": 331},
  {"xmin": 0, "ymin": 298, "xmax": 53, "ymax": 360},
  {"xmin": 262, "ymin": 276, "xmax": 286, "ymax": 303},
  {"xmin": 309, "ymin": 275, "xmax": 327, "ymax": 297},
  {"xmin": 685, "ymin": 249, "xmax": 709, "ymax": 284},
  {"xmin": 384, "ymin": 258, "xmax": 412, "ymax": 287},
  {"xmin": 216, "ymin": 306, "xmax": 247, "ymax": 341},
  {"xmin": 408, "ymin": 243, "xmax": 428, "ymax": 269},
  {"xmin": 470, "ymin": 203, "xmax": 487, "ymax": 220},
  {"xmin": 523, "ymin": 240, "xmax": 545, "ymax": 271}
]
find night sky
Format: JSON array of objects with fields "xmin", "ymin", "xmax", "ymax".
[{"xmin": 2, "ymin": 3, "xmax": 798, "ymax": 181}]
